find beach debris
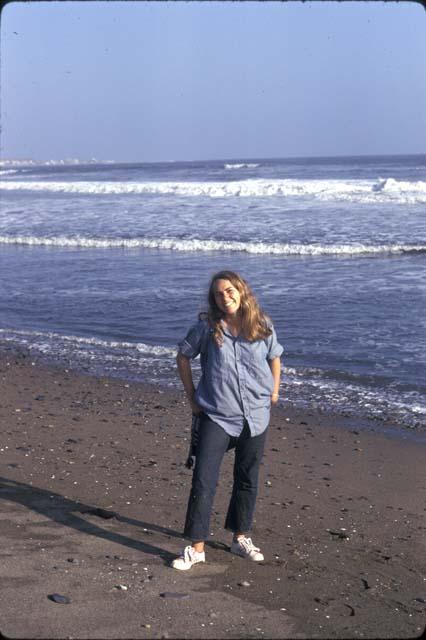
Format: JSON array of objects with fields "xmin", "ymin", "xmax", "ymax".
[
  {"xmin": 160, "ymin": 592, "xmax": 190, "ymax": 599},
  {"xmin": 238, "ymin": 581, "xmax": 251, "ymax": 587},
  {"xmin": 265, "ymin": 480, "xmax": 272, "ymax": 486},
  {"xmin": 79, "ymin": 506, "xmax": 116, "ymax": 519},
  {"xmin": 47, "ymin": 593, "xmax": 71, "ymax": 604},
  {"xmin": 114, "ymin": 584, "xmax": 128, "ymax": 591},
  {"xmin": 66, "ymin": 557, "xmax": 79, "ymax": 564},
  {"xmin": 314, "ymin": 597, "xmax": 329, "ymax": 605},
  {"xmin": 344, "ymin": 604, "xmax": 355, "ymax": 616},
  {"xmin": 414, "ymin": 597, "xmax": 426, "ymax": 603},
  {"xmin": 327, "ymin": 529, "xmax": 349, "ymax": 540},
  {"xmin": 361, "ymin": 578, "xmax": 371, "ymax": 590}
]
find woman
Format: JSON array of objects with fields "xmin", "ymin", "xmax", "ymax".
[{"xmin": 172, "ymin": 270, "xmax": 283, "ymax": 570}]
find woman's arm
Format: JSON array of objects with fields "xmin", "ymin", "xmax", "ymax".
[
  {"xmin": 176, "ymin": 352, "xmax": 202, "ymax": 415},
  {"xmin": 268, "ymin": 357, "xmax": 281, "ymax": 405}
]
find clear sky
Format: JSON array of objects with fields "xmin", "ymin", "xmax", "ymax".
[{"xmin": 1, "ymin": 0, "xmax": 426, "ymax": 162}]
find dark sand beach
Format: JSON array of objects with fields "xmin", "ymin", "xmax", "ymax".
[{"xmin": 0, "ymin": 347, "xmax": 425, "ymax": 639}]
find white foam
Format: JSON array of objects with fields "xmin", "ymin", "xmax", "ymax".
[
  {"xmin": 282, "ymin": 366, "xmax": 426, "ymax": 428},
  {"xmin": 372, "ymin": 177, "xmax": 426, "ymax": 193},
  {"xmin": 0, "ymin": 328, "xmax": 176, "ymax": 358},
  {"xmin": 0, "ymin": 158, "xmax": 114, "ymax": 168},
  {"xmin": 224, "ymin": 163, "xmax": 260, "ymax": 169},
  {"xmin": 2, "ymin": 176, "xmax": 426, "ymax": 203},
  {"xmin": 1, "ymin": 234, "xmax": 425, "ymax": 256}
]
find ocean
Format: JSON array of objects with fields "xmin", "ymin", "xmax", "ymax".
[{"xmin": 1, "ymin": 155, "xmax": 425, "ymax": 432}]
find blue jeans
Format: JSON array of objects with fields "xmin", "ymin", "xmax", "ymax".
[{"xmin": 183, "ymin": 414, "xmax": 267, "ymax": 541}]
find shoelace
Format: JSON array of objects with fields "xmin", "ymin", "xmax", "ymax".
[
  {"xmin": 184, "ymin": 545, "xmax": 193, "ymax": 562},
  {"xmin": 184, "ymin": 545, "xmax": 202, "ymax": 562},
  {"xmin": 240, "ymin": 537, "xmax": 260, "ymax": 553}
]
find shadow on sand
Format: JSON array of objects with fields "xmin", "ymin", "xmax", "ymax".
[
  {"xmin": 0, "ymin": 475, "xmax": 212, "ymax": 564},
  {"xmin": 0, "ymin": 476, "xmax": 228, "ymax": 562}
]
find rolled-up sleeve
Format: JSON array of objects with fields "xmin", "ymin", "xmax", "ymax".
[
  {"xmin": 177, "ymin": 320, "xmax": 207, "ymax": 359},
  {"xmin": 266, "ymin": 325, "xmax": 283, "ymax": 360}
]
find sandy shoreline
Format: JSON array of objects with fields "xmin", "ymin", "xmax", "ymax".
[{"xmin": 0, "ymin": 346, "xmax": 425, "ymax": 639}]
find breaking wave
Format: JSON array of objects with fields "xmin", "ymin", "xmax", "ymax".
[
  {"xmin": 2, "ymin": 176, "xmax": 426, "ymax": 203},
  {"xmin": 224, "ymin": 163, "xmax": 260, "ymax": 169},
  {"xmin": 1, "ymin": 234, "xmax": 425, "ymax": 256},
  {"xmin": 372, "ymin": 177, "xmax": 426, "ymax": 194},
  {"xmin": 0, "ymin": 328, "xmax": 175, "ymax": 358},
  {"xmin": 0, "ymin": 158, "xmax": 114, "ymax": 168}
]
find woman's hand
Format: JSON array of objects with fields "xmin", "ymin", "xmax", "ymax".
[
  {"xmin": 269, "ymin": 357, "xmax": 281, "ymax": 407},
  {"xmin": 177, "ymin": 353, "xmax": 202, "ymax": 415},
  {"xmin": 189, "ymin": 397, "xmax": 203, "ymax": 415}
]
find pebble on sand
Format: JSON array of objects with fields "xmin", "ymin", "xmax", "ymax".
[{"xmin": 47, "ymin": 593, "xmax": 71, "ymax": 604}]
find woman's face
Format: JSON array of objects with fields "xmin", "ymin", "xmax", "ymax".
[{"xmin": 213, "ymin": 279, "xmax": 242, "ymax": 317}]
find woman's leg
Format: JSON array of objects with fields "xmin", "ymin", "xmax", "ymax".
[
  {"xmin": 224, "ymin": 422, "xmax": 267, "ymax": 535},
  {"xmin": 183, "ymin": 415, "xmax": 230, "ymax": 549}
]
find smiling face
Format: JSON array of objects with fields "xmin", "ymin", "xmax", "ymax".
[{"xmin": 213, "ymin": 278, "xmax": 242, "ymax": 317}]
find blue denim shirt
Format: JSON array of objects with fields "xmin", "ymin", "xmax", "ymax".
[{"xmin": 178, "ymin": 319, "xmax": 283, "ymax": 437}]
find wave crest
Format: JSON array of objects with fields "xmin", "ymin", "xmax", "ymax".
[
  {"xmin": 372, "ymin": 177, "xmax": 426, "ymax": 193},
  {"xmin": 0, "ymin": 158, "xmax": 114, "ymax": 168},
  {"xmin": 224, "ymin": 163, "xmax": 260, "ymax": 169},
  {"xmin": 1, "ymin": 234, "xmax": 425, "ymax": 256},
  {"xmin": 2, "ymin": 177, "xmax": 426, "ymax": 203},
  {"xmin": 0, "ymin": 327, "xmax": 175, "ymax": 357}
]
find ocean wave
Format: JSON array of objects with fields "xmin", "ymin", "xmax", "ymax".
[
  {"xmin": 224, "ymin": 163, "xmax": 260, "ymax": 169},
  {"xmin": 372, "ymin": 177, "xmax": 426, "ymax": 194},
  {"xmin": 0, "ymin": 169, "xmax": 18, "ymax": 176},
  {"xmin": 0, "ymin": 158, "xmax": 114, "ymax": 168},
  {"xmin": 1, "ymin": 234, "xmax": 425, "ymax": 256},
  {"xmin": 2, "ymin": 177, "xmax": 426, "ymax": 203},
  {"xmin": 0, "ymin": 328, "xmax": 175, "ymax": 358}
]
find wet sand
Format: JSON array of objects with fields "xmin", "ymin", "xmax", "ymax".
[{"xmin": 0, "ymin": 347, "xmax": 425, "ymax": 639}]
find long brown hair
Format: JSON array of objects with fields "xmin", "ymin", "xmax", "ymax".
[{"xmin": 205, "ymin": 270, "xmax": 272, "ymax": 344}]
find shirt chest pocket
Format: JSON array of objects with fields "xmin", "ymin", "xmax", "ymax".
[
  {"xmin": 242, "ymin": 342, "xmax": 272, "ymax": 383},
  {"xmin": 242, "ymin": 341, "xmax": 266, "ymax": 367},
  {"xmin": 206, "ymin": 341, "xmax": 233, "ymax": 382}
]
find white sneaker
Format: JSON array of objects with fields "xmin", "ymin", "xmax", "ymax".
[
  {"xmin": 230, "ymin": 536, "xmax": 264, "ymax": 562},
  {"xmin": 171, "ymin": 545, "xmax": 205, "ymax": 571}
]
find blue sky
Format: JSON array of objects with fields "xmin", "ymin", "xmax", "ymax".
[{"xmin": 1, "ymin": 1, "xmax": 426, "ymax": 162}]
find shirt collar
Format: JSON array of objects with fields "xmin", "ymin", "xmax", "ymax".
[{"xmin": 220, "ymin": 320, "xmax": 241, "ymax": 340}]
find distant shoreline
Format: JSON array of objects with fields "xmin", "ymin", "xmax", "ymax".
[{"xmin": 2, "ymin": 151, "xmax": 426, "ymax": 168}]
